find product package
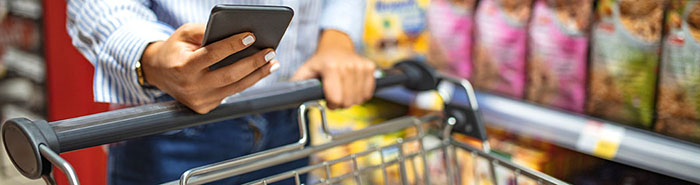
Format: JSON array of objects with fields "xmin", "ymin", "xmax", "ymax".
[
  {"xmin": 485, "ymin": 126, "xmax": 603, "ymax": 181},
  {"xmin": 0, "ymin": 15, "xmax": 42, "ymax": 54},
  {"xmin": 472, "ymin": 0, "xmax": 533, "ymax": 98},
  {"xmin": 587, "ymin": 0, "xmax": 665, "ymax": 128},
  {"xmin": 363, "ymin": 0, "xmax": 430, "ymax": 68},
  {"xmin": 307, "ymin": 99, "xmax": 410, "ymax": 185},
  {"xmin": 427, "ymin": 0, "xmax": 476, "ymax": 79},
  {"xmin": 525, "ymin": 0, "xmax": 592, "ymax": 113},
  {"xmin": 655, "ymin": 0, "xmax": 700, "ymax": 143}
]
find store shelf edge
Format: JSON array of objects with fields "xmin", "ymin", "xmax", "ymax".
[{"xmin": 375, "ymin": 86, "xmax": 700, "ymax": 183}]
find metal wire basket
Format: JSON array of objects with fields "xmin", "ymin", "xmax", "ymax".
[{"xmin": 167, "ymin": 76, "xmax": 569, "ymax": 185}]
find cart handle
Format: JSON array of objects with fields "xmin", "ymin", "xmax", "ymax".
[{"xmin": 1, "ymin": 60, "xmax": 437, "ymax": 183}]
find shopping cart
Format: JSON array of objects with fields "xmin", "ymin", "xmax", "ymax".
[
  {"xmin": 1, "ymin": 61, "xmax": 567, "ymax": 185},
  {"xmin": 165, "ymin": 75, "xmax": 568, "ymax": 185}
]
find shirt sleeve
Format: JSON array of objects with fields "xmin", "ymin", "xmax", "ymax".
[
  {"xmin": 66, "ymin": 0, "xmax": 174, "ymax": 104},
  {"xmin": 320, "ymin": 0, "xmax": 367, "ymax": 46}
]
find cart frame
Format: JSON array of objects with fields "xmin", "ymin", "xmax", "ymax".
[{"xmin": 160, "ymin": 76, "xmax": 569, "ymax": 185}]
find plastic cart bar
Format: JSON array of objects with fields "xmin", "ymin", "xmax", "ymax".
[{"xmin": 1, "ymin": 60, "xmax": 438, "ymax": 182}]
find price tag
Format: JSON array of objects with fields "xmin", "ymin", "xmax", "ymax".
[{"xmin": 575, "ymin": 121, "xmax": 626, "ymax": 159}]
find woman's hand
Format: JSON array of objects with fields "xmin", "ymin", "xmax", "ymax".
[
  {"xmin": 141, "ymin": 23, "xmax": 280, "ymax": 114},
  {"xmin": 292, "ymin": 30, "xmax": 376, "ymax": 109}
]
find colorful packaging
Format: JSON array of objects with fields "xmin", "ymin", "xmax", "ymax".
[
  {"xmin": 307, "ymin": 99, "xmax": 409, "ymax": 185},
  {"xmin": 0, "ymin": 16, "xmax": 41, "ymax": 53},
  {"xmin": 472, "ymin": 0, "xmax": 533, "ymax": 98},
  {"xmin": 485, "ymin": 126, "xmax": 603, "ymax": 181},
  {"xmin": 363, "ymin": 0, "xmax": 430, "ymax": 68},
  {"xmin": 525, "ymin": 0, "xmax": 592, "ymax": 113},
  {"xmin": 427, "ymin": 0, "xmax": 476, "ymax": 78},
  {"xmin": 587, "ymin": 0, "xmax": 665, "ymax": 128},
  {"xmin": 655, "ymin": 0, "xmax": 700, "ymax": 143}
]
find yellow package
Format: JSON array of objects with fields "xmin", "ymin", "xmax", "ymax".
[{"xmin": 363, "ymin": 0, "xmax": 431, "ymax": 68}]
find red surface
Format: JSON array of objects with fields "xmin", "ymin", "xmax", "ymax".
[{"xmin": 44, "ymin": 1, "xmax": 110, "ymax": 185}]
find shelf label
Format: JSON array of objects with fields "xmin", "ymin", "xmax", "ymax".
[{"xmin": 576, "ymin": 121, "xmax": 626, "ymax": 159}]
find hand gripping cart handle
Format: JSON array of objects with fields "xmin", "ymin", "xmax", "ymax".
[{"xmin": 1, "ymin": 60, "xmax": 436, "ymax": 184}]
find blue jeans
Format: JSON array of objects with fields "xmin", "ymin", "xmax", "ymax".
[{"xmin": 107, "ymin": 97, "xmax": 308, "ymax": 185}]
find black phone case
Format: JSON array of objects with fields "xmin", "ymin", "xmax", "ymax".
[{"xmin": 202, "ymin": 5, "xmax": 294, "ymax": 70}]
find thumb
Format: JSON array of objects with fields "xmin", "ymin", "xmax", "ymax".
[{"xmin": 290, "ymin": 64, "xmax": 319, "ymax": 81}]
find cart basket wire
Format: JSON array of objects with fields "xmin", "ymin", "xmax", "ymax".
[
  {"xmin": 166, "ymin": 75, "xmax": 568, "ymax": 185},
  {"xmin": 1, "ymin": 60, "xmax": 567, "ymax": 185}
]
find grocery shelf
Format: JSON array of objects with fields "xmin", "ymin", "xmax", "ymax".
[
  {"xmin": 7, "ymin": 0, "xmax": 42, "ymax": 20},
  {"xmin": 375, "ymin": 86, "xmax": 700, "ymax": 183},
  {"xmin": 1, "ymin": 47, "xmax": 44, "ymax": 82}
]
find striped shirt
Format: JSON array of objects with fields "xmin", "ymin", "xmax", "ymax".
[{"xmin": 66, "ymin": 0, "xmax": 366, "ymax": 104}]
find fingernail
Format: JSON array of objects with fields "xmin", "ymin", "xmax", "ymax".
[
  {"xmin": 264, "ymin": 51, "xmax": 276, "ymax": 62},
  {"xmin": 242, "ymin": 35, "xmax": 255, "ymax": 46},
  {"xmin": 269, "ymin": 60, "xmax": 281, "ymax": 73}
]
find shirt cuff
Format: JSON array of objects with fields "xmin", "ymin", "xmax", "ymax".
[
  {"xmin": 320, "ymin": 0, "xmax": 366, "ymax": 47},
  {"xmin": 101, "ymin": 20, "xmax": 173, "ymax": 104}
]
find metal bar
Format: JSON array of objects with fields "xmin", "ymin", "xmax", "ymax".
[
  {"xmin": 380, "ymin": 148, "xmax": 389, "ymax": 185},
  {"xmin": 38, "ymin": 145, "xmax": 79, "ymax": 185},
  {"xmin": 245, "ymin": 145, "xmax": 439, "ymax": 185},
  {"xmin": 396, "ymin": 139, "xmax": 409, "ymax": 185},
  {"xmin": 416, "ymin": 123, "xmax": 431, "ymax": 185},
  {"xmin": 351, "ymin": 154, "xmax": 362, "ymax": 184},
  {"xmin": 203, "ymin": 120, "xmax": 446, "ymax": 185},
  {"xmin": 442, "ymin": 115, "xmax": 457, "ymax": 185},
  {"xmin": 42, "ymin": 175, "xmax": 57, "ymax": 185},
  {"xmin": 241, "ymin": 133, "xmax": 455, "ymax": 185},
  {"xmin": 449, "ymin": 140, "xmax": 568, "ymax": 185},
  {"xmin": 449, "ymin": 143, "xmax": 462, "ymax": 185},
  {"xmin": 471, "ymin": 152, "xmax": 479, "ymax": 185},
  {"xmin": 294, "ymin": 172, "xmax": 300, "ymax": 185},
  {"xmin": 408, "ymin": 155, "xmax": 420, "ymax": 185},
  {"xmin": 163, "ymin": 116, "xmax": 433, "ymax": 185},
  {"xmin": 444, "ymin": 144, "xmax": 457, "ymax": 185},
  {"xmin": 179, "ymin": 101, "xmax": 314, "ymax": 185},
  {"xmin": 324, "ymin": 162, "xmax": 331, "ymax": 184},
  {"xmin": 489, "ymin": 160, "xmax": 498, "ymax": 185}
]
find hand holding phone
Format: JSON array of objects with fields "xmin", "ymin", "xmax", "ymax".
[
  {"xmin": 139, "ymin": 5, "xmax": 293, "ymax": 114},
  {"xmin": 140, "ymin": 24, "xmax": 280, "ymax": 114}
]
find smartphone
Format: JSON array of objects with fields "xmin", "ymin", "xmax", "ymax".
[{"xmin": 202, "ymin": 5, "xmax": 294, "ymax": 70}]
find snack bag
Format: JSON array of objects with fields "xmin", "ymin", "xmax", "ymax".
[
  {"xmin": 427, "ymin": 0, "xmax": 476, "ymax": 78},
  {"xmin": 363, "ymin": 0, "xmax": 430, "ymax": 68},
  {"xmin": 472, "ymin": 0, "xmax": 533, "ymax": 98},
  {"xmin": 587, "ymin": 0, "xmax": 665, "ymax": 128},
  {"xmin": 655, "ymin": 0, "xmax": 700, "ymax": 143},
  {"xmin": 526, "ymin": 0, "xmax": 592, "ymax": 113}
]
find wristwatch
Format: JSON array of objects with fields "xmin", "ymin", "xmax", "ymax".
[{"xmin": 135, "ymin": 60, "xmax": 150, "ymax": 87}]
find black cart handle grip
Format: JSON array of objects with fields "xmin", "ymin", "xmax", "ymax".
[{"xmin": 1, "ymin": 60, "xmax": 436, "ymax": 180}]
